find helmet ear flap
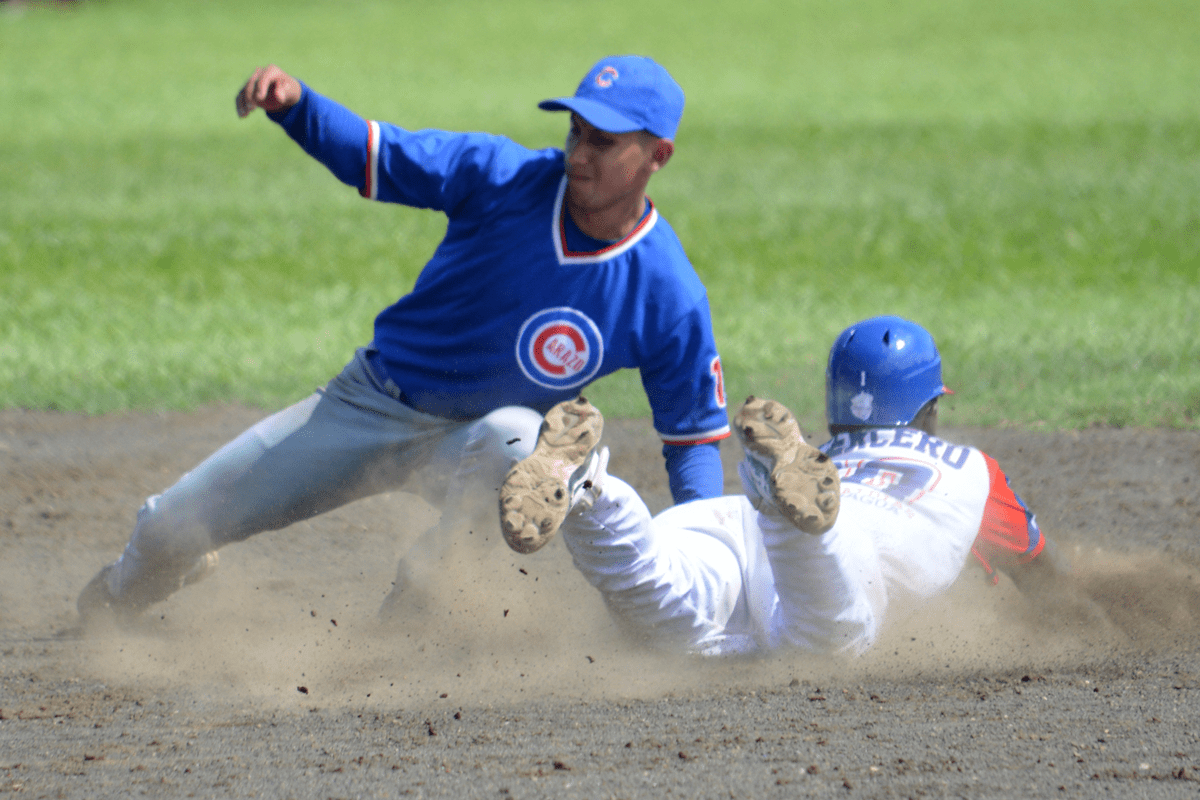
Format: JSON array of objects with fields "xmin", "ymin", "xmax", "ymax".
[{"xmin": 826, "ymin": 316, "xmax": 946, "ymax": 429}]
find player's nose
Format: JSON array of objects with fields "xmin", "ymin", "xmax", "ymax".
[{"xmin": 566, "ymin": 140, "xmax": 591, "ymax": 165}]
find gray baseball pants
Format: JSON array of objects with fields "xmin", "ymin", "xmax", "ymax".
[{"xmin": 103, "ymin": 348, "xmax": 543, "ymax": 606}]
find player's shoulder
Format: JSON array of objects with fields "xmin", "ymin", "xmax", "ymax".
[
  {"xmin": 639, "ymin": 204, "xmax": 688, "ymax": 254},
  {"xmin": 635, "ymin": 253, "xmax": 708, "ymax": 319},
  {"xmin": 629, "ymin": 214, "xmax": 704, "ymax": 281},
  {"xmin": 440, "ymin": 137, "xmax": 561, "ymax": 215},
  {"xmin": 448, "ymin": 133, "xmax": 560, "ymax": 178},
  {"xmin": 486, "ymin": 142, "xmax": 563, "ymax": 194}
]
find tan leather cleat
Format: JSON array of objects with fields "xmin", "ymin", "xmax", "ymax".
[
  {"xmin": 734, "ymin": 396, "xmax": 840, "ymax": 534},
  {"xmin": 499, "ymin": 397, "xmax": 606, "ymax": 554}
]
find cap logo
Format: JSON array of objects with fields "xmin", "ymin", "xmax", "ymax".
[
  {"xmin": 516, "ymin": 307, "xmax": 604, "ymax": 390},
  {"xmin": 850, "ymin": 391, "xmax": 874, "ymax": 422},
  {"xmin": 594, "ymin": 66, "xmax": 619, "ymax": 88}
]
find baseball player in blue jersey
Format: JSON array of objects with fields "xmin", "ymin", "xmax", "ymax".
[
  {"xmin": 499, "ymin": 316, "xmax": 1069, "ymax": 657},
  {"xmin": 77, "ymin": 56, "xmax": 730, "ymax": 625}
]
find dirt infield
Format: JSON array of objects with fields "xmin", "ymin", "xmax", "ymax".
[{"xmin": 2, "ymin": 406, "xmax": 1199, "ymax": 798}]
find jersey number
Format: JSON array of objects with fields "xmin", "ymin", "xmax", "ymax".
[{"xmin": 710, "ymin": 357, "xmax": 726, "ymax": 408}]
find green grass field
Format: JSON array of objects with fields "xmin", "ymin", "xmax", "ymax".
[{"xmin": 2, "ymin": 0, "xmax": 1198, "ymax": 431}]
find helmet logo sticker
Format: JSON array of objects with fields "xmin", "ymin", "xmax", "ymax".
[
  {"xmin": 850, "ymin": 391, "xmax": 873, "ymax": 421},
  {"xmin": 516, "ymin": 307, "xmax": 604, "ymax": 390}
]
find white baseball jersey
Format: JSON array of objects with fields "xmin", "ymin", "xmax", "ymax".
[{"xmin": 562, "ymin": 427, "xmax": 1043, "ymax": 657}]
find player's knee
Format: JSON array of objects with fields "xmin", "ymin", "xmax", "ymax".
[{"xmin": 475, "ymin": 406, "xmax": 543, "ymax": 458}]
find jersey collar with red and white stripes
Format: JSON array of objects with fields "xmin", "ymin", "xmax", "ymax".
[{"xmin": 551, "ymin": 176, "xmax": 658, "ymax": 265}]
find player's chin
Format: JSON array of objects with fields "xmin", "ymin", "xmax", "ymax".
[{"xmin": 564, "ymin": 187, "xmax": 593, "ymax": 211}]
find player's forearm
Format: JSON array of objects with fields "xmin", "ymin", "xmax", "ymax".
[
  {"xmin": 663, "ymin": 441, "xmax": 724, "ymax": 504},
  {"xmin": 269, "ymin": 83, "xmax": 371, "ymax": 190}
]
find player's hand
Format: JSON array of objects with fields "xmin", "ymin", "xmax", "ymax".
[{"xmin": 236, "ymin": 65, "xmax": 302, "ymax": 118}]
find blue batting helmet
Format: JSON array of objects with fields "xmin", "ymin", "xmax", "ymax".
[{"xmin": 825, "ymin": 316, "xmax": 950, "ymax": 428}]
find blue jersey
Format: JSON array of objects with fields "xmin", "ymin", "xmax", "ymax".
[{"xmin": 271, "ymin": 86, "xmax": 730, "ymax": 495}]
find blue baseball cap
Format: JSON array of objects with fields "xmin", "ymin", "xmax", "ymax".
[{"xmin": 538, "ymin": 55, "xmax": 685, "ymax": 140}]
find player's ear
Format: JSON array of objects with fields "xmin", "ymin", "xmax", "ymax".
[
  {"xmin": 911, "ymin": 397, "xmax": 939, "ymax": 436},
  {"xmin": 649, "ymin": 138, "xmax": 674, "ymax": 172}
]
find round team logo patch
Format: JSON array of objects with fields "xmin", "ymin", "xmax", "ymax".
[{"xmin": 516, "ymin": 307, "xmax": 605, "ymax": 390}]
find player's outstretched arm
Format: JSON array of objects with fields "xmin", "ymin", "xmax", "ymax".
[
  {"xmin": 1003, "ymin": 538, "xmax": 1069, "ymax": 598},
  {"xmin": 236, "ymin": 65, "xmax": 302, "ymax": 118}
]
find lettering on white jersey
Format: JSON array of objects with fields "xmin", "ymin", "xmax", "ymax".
[{"xmin": 825, "ymin": 428, "xmax": 972, "ymax": 470}]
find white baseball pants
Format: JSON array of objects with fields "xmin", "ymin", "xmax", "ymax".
[{"xmin": 559, "ymin": 475, "xmax": 885, "ymax": 658}]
